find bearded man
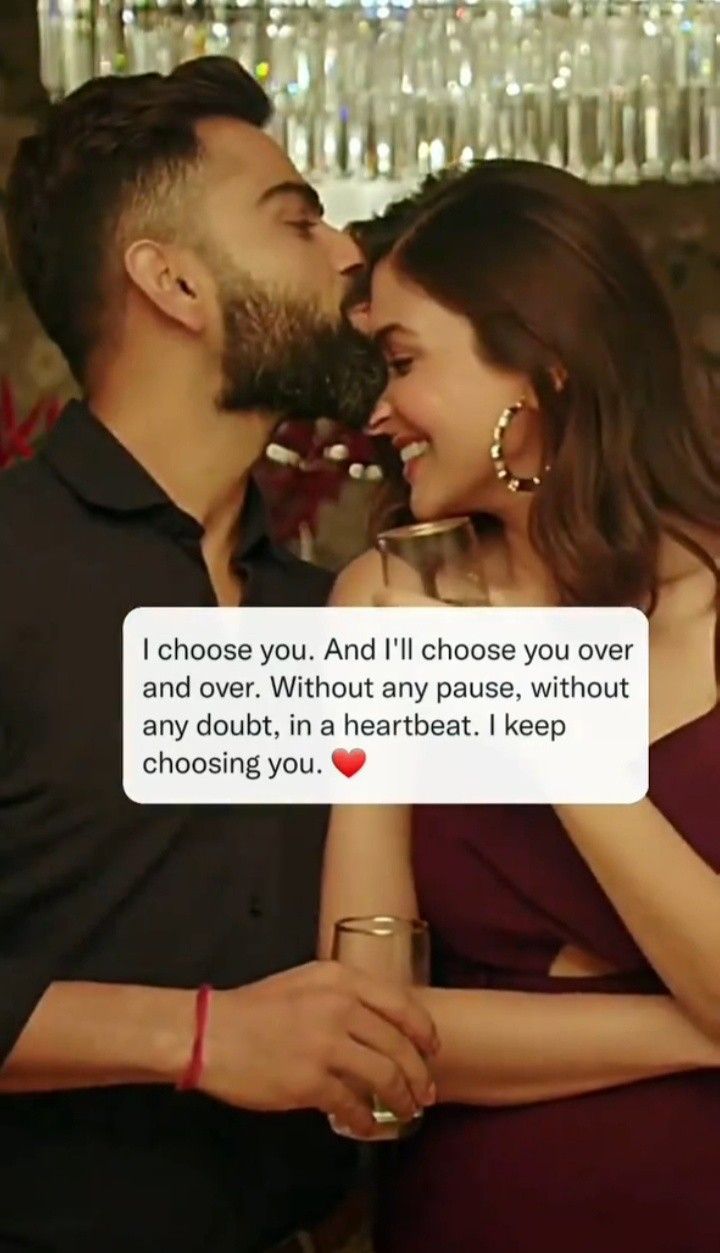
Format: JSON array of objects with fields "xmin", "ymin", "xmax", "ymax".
[{"xmin": 0, "ymin": 57, "xmax": 436, "ymax": 1253}]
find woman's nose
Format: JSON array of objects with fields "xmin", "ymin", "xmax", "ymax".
[{"xmin": 365, "ymin": 396, "xmax": 393, "ymax": 434}]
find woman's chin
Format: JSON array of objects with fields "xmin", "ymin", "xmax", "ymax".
[
  {"xmin": 407, "ymin": 485, "xmax": 433, "ymax": 520},
  {"xmin": 408, "ymin": 473, "xmax": 469, "ymax": 522},
  {"xmin": 409, "ymin": 486, "xmax": 454, "ymax": 523}
]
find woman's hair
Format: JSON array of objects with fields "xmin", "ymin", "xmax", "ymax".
[
  {"xmin": 386, "ymin": 159, "xmax": 720, "ymax": 607},
  {"xmin": 347, "ymin": 166, "xmax": 466, "ymax": 280},
  {"xmin": 348, "ymin": 170, "xmax": 468, "ymax": 534}
]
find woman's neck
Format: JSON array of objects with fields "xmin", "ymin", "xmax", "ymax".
[{"xmin": 475, "ymin": 512, "xmax": 558, "ymax": 607}]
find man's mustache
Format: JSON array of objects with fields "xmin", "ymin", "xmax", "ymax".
[
  {"xmin": 329, "ymin": 317, "xmax": 387, "ymax": 430},
  {"xmin": 219, "ymin": 282, "xmax": 386, "ymax": 429}
]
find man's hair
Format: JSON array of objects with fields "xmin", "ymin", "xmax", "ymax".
[{"xmin": 4, "ymin": 57, "xmax": 272, "ymax": 382}]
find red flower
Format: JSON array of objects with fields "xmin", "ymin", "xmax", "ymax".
[
  {"xmin": 256, "ymin": 418, "xmax": 381, "ymax": 544},
  {"xmin": 0, "ymin": 377, "xmax": 61, "ymax": 469}
]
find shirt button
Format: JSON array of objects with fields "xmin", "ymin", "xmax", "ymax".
[{"xmin": 248, "ymin": 894, "xmax": 263, "ymax": 919}]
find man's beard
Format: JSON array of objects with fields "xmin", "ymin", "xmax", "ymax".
[{"xmin": 216, "ymin": 275, "xmax": 386, "ymax": 429}]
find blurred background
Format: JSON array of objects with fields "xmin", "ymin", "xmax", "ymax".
[{"xmin": 1, "ymin": 1, "xmax": 719, "ymax": 564}]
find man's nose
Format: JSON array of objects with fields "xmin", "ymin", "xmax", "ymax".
[
  {"xmin": 347, "ymin": 301, "xmax": 370, "ymax": 335},
  {"xmin": 319, "ymin": 221, "xmax": 365, "ymax": 274}
]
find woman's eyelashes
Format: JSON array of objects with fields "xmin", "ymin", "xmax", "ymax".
[{"xmin": 387, "ymin": 356, "xmax": 414, "ymax": 377}]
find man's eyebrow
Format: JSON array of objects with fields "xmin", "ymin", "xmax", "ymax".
[{"xmin": 256, "ymin": 181, "xmax": 324, "ymax": 215}]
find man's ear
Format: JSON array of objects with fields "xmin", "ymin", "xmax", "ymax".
[{"xmin": 123, "ymin": 240, "xmax": 206, "ymax": 334}]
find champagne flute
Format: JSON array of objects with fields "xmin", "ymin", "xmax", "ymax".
[
  {"xmin": 329, "ymin": 916, "xmax": 431, "ymax": 1142},
  {"xmin": 376, "ymin": 517, "xmax": 488, "ymax": 606}
]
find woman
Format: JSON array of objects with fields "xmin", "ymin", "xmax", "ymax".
[{"xmin": 321, "ymin": 161, "xmax": 720, "ymax": 1253}]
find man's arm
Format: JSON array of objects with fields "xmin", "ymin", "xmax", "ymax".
[
  {"xmin": 0, "ymin": 965, "xmax": 439, "ymax": 1139},
  {"xmin": 0, "ymin": 982, "xmax": 194, "ymax": 1092}
]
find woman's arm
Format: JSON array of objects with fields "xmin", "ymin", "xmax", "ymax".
[
  {"xmin": 319, "ymin": 802, "xmax": 416, "ymax": 959},
  {"xmin": 551, "ymin": 557, "xmax": 720, "ymax": 1038},
  {"xmin": 322, "ymin": 796, "xmax": 720, "ymax": 1106},
  {"xmin": 552, "ymin": 799, "xmax": 720, "ymax": 1038},
  {"xmin": 420, "ymin": 986, "xmax": 720, "ymax": 1106},
  {"xmin": 323, "ymin": 553, "xmax": 720, "ymax": 1103},
  {"xmin": 321, "ymin": 551, "xmax": 418, "ymax": 959},
  {"xmin": 322, "ymin": 795, "xmax": 720, "ymax": 1105}
]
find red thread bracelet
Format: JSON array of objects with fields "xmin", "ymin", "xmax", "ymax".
[{"xmin": 177, "ymin": 984, "xmax": 212, "ymax": 1092}]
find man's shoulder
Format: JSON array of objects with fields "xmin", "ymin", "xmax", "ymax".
[
  {"xmin": 0, "ymin": 455, "xmax": 48, "ymax": 504},
  {"xmin": 0, "ymin": 456, "xmax": 55, "ymax": 547}
]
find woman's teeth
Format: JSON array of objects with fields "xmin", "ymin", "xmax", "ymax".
[{"xmin": 399, "ymin": 440, "xmax": 430, "ymax": 465}]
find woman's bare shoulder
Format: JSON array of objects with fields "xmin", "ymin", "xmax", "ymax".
[
  {"xmin": 329, "ymin": 549, "xmax": 385, "ymax": 606},
  {"xmin": 656, "ymin": 523, "xmax": 719, "ymax": 629}
]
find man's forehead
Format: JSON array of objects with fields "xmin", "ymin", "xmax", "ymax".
[{"xmin": 195, "ymin": 116, "xmax": 299, "ymax": 198}]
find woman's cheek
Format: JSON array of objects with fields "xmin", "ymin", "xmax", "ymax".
[
  {"xmin": 407, "ymin": 379, "xmax": 447, "ymax": 435},
  {"xmin": 388, "ymin": 378, "xmax": 423, "ymax": 427}
]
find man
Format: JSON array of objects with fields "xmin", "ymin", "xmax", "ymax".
[{"xmin": 0, "ymin": 58, "xmax": 436, "ymax": 1253}]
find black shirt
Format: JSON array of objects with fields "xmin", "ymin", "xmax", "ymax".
[{"xmin": 0, "ymin": 401, "xmax": 354, "ymax": 1253}]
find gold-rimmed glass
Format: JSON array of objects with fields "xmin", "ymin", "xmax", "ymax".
[
  {"xmin": 329, "ymin": 915, "xmax": 431, "ymax": 1142},
  {"xmin": 376, "ymin": 517, "xmax": 488, "ymax": 605}
]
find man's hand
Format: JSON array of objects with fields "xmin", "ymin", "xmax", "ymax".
[{"xmin": 200, "ymin": 962, "xmax": 439, "ymax": 1138}]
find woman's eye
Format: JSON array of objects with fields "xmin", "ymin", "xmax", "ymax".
[
  {"xmin": 289, "ymin": 220, "xmax": 318, "ymax": 239},
  {"xmin": 387, "ymin": 357, "xmax": 413, "ymax": 377}
]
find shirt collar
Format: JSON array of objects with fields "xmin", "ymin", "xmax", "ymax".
[{"xmin": 39, "ymin": 399, "xmax": 270, "ymax": 561}]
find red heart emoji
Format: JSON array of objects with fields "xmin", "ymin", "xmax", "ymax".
[{"xmin": 332, "ymin": 748, "xmax": 366, "ymax": 778}]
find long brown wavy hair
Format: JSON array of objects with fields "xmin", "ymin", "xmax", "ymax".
[{"xmin": 383, "ymin": 160, "xmax": 720, "ymax": 609}]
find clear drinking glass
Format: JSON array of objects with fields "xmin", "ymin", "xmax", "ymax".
[
  {"xmin": 376, "ymin": 517, "xmax": 489, "ymax": 606},
  {"xmin": 329, "ymin": 916, "xmax": 431, "ymax": 1142}
]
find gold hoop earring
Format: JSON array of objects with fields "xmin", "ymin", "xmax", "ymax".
[{"xmin": 489, "ymin": 400, "xmax": 548, "ymax": 494}]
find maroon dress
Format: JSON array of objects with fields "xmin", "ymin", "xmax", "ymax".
[{"xmin": 376, "ymin": 701, "xmax": 720, "ymax": 1253}]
